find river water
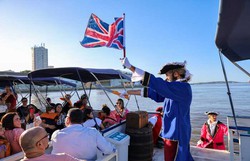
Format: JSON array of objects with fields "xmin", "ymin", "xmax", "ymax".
[{"xmin": 26, "ymin": 82, "xmax": 250, "ymax": 146}]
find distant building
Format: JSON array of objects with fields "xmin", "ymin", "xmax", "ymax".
[{"xmin": 31, "ymin": 44, "xmax": 48, "ymax": 71}]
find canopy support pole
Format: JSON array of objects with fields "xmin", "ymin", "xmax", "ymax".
[
  {"xmin": 218, "ymin": 50, "xmax": 239, "ymax": 133},
  {"xmin": 76, "ymin": 69, "xmax": 100, "ymax": 130},
  {"xmin": 131, "ymin": 83, "xmax": 140, "ymax": 111},
  {"xmin": 231, "ymin": 61, "xmax": 250, "ymax": 77}
]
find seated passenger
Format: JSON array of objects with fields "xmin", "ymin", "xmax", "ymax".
[
  {"xmin": 31, "ymin": 104, "xmax": 42, "ymax": 115},
  {"xmin": 0, "ymin": 122, "xmax": 11, "ymax": 158},
  {"xmin": 75, "ymin": 94, "xmax": 90, "ymax": 111},
  {"xmin": 110, "ymin": 98, "xmax": 129, "ymax": 123},
  {"xmin": 197, "ymin": 111, "xmax": 228, "ymax": 150},
  {"xmin": 17, "ymin": 97, "xmax": 29, "ymax": 129},
  {"xmin": 60, "ymin": 94, "xmax": 73, "ymax": 114},
  {"xmin": 0, "ymin": 97, "xmax": 7, "ymax": 120},
  {"xmin": 55, "ymin": 103, "xmax": 66, "ymax": 129},
  {"xmin": 1, "ymin": 86, "xmax": 17, "ymax": 112},
  {"xmin": 73, "ymin": 101, "xmax": 84, "ymax": 110},
  {"xmin": 100, "ymin": 105, "xmax": 117, "ymax": 128},
  {"xmin": 19, "ymin": 126, "xmax": 81, "ymax": 161},
  {"xmin": 40, "ymin": 106, "xmax": 58, "ymax": 138},
  {"xmin": 25, "ymin": 104, "xmax": 41, "ymax": 125},
  {"xmin": 1, "ymin": 112, "xmax": 24, "ymax": 154},
  {"xmin": 46, "ymin": 97, "xmax": 55, "ymax": 107},
  {"xmin": 46, "ymin": 97, "xmax": 52, "ymax": 104},
  {"xmin": 82, "ymin": 108, "xmax": 104, "ymax": 130},
  {"xmin": 51, "ymin": 108, "xmax": 115, "ymax": 160}
]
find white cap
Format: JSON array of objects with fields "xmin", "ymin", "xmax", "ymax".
[{"xmin": 205, "ymin": 111, "xmax": 219, "ymax": 115}]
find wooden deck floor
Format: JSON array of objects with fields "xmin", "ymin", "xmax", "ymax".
[{"xmin": 153, "ymin": 145, "xmax": 238, "ymax": 161}]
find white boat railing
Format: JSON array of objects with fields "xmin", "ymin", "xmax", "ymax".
[
  {"xmin": 227, "ymin": 116, "xmax": 250, "ymax": 161},
  {"xmin": 1, "ymin": 152, "xmax": 24, "ymax": 161},
  {"xmin": 239, "ymin": 133, "xmax": 250, "ymax": 161},
  {"xmin": 1, "ymin": 145, "xmax": 118, "ymax": 161}
]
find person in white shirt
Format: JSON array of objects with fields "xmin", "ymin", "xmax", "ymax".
[
  {"xmin": 82, "ymin": 108, "xmax": 104, "ymax": 130},
  {"xmin": 51, "ymin": 108, "xmax": 115, "ymax": 160}
]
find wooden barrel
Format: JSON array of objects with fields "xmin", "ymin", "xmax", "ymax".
[{"xmin": 125, "ymin": 125, "xmax": 154, "ymax": 161}]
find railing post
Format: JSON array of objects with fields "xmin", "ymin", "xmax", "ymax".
[{"xmin": 227, "ymin": 116, "xmax": 235, "ymax": 161}]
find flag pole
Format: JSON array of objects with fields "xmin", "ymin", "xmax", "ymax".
[{"xmin": 123, "ymin": 13, "xmax": 126, "ymax": 58}]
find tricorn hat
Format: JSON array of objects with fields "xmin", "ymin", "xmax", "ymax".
[
  {"xmin": 159, "ymin": 61, "xmax": 186, "ymax": 74},
  {"xmin": 205, "ymin": 111, "xmax": 219, "ymax": 115}
]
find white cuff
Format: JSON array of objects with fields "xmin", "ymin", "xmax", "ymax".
[
  {"xmin": 131, "ymin": 67, "xmax": 145, "ymax": 82},
  {"xmin": 148, "ymin": 116, "xmax": 157, "ymax": 127},
  {"xmin": 140, "ymin": 89, "xmax": 144, "ymax": 97}
]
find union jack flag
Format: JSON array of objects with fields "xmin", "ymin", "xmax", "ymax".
[{"xmin": 80, "ymin": 14, "xmax": 124, "ymax": 50}]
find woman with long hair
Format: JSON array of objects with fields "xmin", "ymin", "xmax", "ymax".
[
  {"xmin": 55, "ymin": 103, "xmax": 66, "ymax": 129},
  {"xmin": 1, "ymin": 112, "xmax": 24, "ymax": 154},
  {"xmin": 110, "ymin": 98, "xmax": 129, "ymax": 123}
]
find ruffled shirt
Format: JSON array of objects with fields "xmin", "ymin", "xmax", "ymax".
[{"xmin": 207, "ymin": 120, "xmax": 218, "ymax": 136}]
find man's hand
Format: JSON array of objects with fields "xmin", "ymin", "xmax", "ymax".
[
  {"xmin": 121, "ymin": 57, "xmax": 132, "ymax": 69},
  {"xmin": 119, "ymin": 91, "xmax": 129, "ymax": 99},
  {"xmin": 197, "ymin": 140, "xmax": 203, "ymax": 146},
  {"xmin": 33, "ymin": 116, "xmax": 42, "ymax": 127}
]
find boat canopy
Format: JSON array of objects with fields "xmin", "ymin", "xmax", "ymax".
[
  {"xmin": 31, "ymin": 77, "xmax": 76, "ymax": 87},
  {"xmin": 28, "ymin": 67, "xmax": 131, "ymax": 82},
  {"xmin": 215, "ymin": 0, "xmax": 250, "ymax": 62},
  {"xmin": 0, "ymin": 75, "xmax": 76, "ymax": 87},
  {"xmin": 215, "ymin": 0, "xmax": 250, "ymax": 136}
]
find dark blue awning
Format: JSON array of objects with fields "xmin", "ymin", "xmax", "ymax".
[
  {"xmin": 0, "ymin": 75, "xmax": 76, "ymax": 87},
  {"xmin": 215, "ymin": 0, "xmax": 250, "ymax": 62},
  {"xmin": 28, "ymin": 67, "xmax": 131, "ymax": 82}
]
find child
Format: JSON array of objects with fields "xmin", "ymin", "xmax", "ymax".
[{"xmin": 149, "ymin": 107, "xmax": 164, "ymax": 148}]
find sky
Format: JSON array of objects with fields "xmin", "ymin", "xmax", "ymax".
[{"xmin": 0, "ymin": 0, "xmax": 249, "ymax": 83}]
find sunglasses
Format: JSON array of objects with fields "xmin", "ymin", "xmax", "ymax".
[{"xmin": 36, "ymin": 133, "xmax": 49, "ymax": 145}]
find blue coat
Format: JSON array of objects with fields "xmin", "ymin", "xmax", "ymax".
[{"xmin": 142, "ymin": 72, "xmax": 194, "ymax": 161}]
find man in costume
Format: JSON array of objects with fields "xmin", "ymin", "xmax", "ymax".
[
  {"xmin": 197, "ymin": 111, "xmax": 228, "ymax": 150},
  {"xmin": 121, "ymin": 57, "xmax": 193, "ymax": 161}
]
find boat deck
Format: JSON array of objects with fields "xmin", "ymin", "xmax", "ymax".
[
  {"xmin": 1, "ymin": 143, "xmax": 240, "ymax": 161},
  {"xmin": 153, "ymin": 145, "xmax": 238, "ymax": 161}
]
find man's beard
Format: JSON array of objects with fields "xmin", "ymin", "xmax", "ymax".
[{"xmin": 165, "ymin": 74, "xmax": 178, "ymax": 82}]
